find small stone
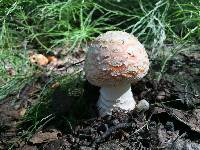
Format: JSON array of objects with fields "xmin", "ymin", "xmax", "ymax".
[{"xmin": 136, "ymin": 99, "xmax": 150, "ymax": 112}]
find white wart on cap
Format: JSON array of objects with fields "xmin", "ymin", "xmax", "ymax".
[{"xmin": 84, "ymin": 31, "xmax": 149, "ymax": 116}]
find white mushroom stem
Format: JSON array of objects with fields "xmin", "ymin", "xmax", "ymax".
[{"xmin": 97, "ymin": 83, "xmax": 136, "ymax": 116}]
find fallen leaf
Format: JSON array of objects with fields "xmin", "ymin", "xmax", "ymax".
[
  {"xmin": 20, "ymin": 145, "xmax": 38, "ymax": 150},
  {"xmin": 156, "ymin": 91, "xmax": 166, "ymax": 100},
  {"xmin": 7, "ymin": 68, "xmax": 15, "ymax": 76},
  {"xmin": 170, "ymin": 108, "xmax": 200, "ymax": 133},
  {"xmin": 156, "ymin": 90, "xmax": 170, "ymax": 101},
  {"xmin": 167, "ymin": 139, "xmax": 200, "ymax": 150},
  {"xmin": 4, "ymin": 63, "xmax": 15, "ymax": 76},
  {"xmin": 154, "ymin": 107, "xmax": 200, "ymax": 134},
  {"xmin": 50, "ymin": 82, "xmax": 60, "ymax": 89},
  {"xmin": 29, "ymin": 129, "xmax": 61, "ymax": 144},
  {"xmin": 18, "ymin": 108, "xmax": 26, "ymax": 117}
]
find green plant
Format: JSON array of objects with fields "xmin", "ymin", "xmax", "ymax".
[
  {"xmin": 130, "ymin": 0, "xmax": 169, "ymax": 57},
  {"xmin": 0, "ymin": 48, "xmax": 35, "ymax": 100},
  {"xmin": 0, "ymin": 0, "xmax": 121, "ymax": 52},
  {"xmin": 172, "ymin": 1, "xmax": 200, "ymax": 41},
  {"xmin": 20, "ymin": 73, "xmax": 86, "ymax": 137},
  {"xmin": 1, "ymin": 0, "xmax": 199, "ymax": 102}
]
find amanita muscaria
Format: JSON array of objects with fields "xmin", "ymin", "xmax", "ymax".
[{"xmin": 84, "ymin": 31, "xmax": 150, "ymax": 116}]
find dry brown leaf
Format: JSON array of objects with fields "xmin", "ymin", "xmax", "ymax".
[
  {"xmin": 154, "ymin": 107, "xmax": 200, "ymax": 134},
  {"xmin": 18, "ymin": 108, "xmax": 26, "ymax": 117},
  {"xmin": 156, "ymin": 90, "xmax": 170, "ymax": 101},
  {"xmin": 20, "ymin": 145, "xmax": 38, "ymax": 150},
  {"xmin": 4, "ymin": 63, "xmax": 15, "ymax": 76},
  {"xmin": 156, "ymin": 91, "xmax": 166, "ymax": 100},
  {"xmin": 29, "ymin": 129, "xmax": 61, "ymax": 144},
  {"xmin": 50, "ymin": 82, "xmax": 60, "ymax": 89},
  {"xmin": 170, "ymin": 108, "xmax": 200, "ymax": 133},
  {"xmin": 7, "ymin": 68, "xmax": 15, "ymax": 76}
]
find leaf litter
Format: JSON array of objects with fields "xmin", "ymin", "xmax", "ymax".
[{"xmin": 0, "ymin": 47, "xmax": 200, "ymax": 149}]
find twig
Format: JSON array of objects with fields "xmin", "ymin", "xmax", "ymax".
[
  {"xmin": 64, "ymin": 59, "xmax": 85, "ymax": 70},
  {"xmin": 95, "ymin": 122, "xmax": 133, "ymax": 143},
  {"xmin": 169, "ymin": 132, "xmax": 186, "ymax": 150},
  {"xmin": 129, "ymin": 112, "xmax": 153, "ymax": 137},
  {"xmin": 47, "ymin": 59, "xmax": 84, "ymax": 73},
  {"xmin": 172, "ymin": 90, "xmax": 199, "ymax": 98}
]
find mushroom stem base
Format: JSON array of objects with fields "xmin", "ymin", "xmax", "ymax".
[{"xmin": 97, "ymin": 83, "xmax": 136, "ymax": 116}]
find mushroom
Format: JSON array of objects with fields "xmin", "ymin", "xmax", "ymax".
[
  {"xmin": 84, "ymin": 31, "xmax": 149, "ymax": 116},
  {"xmin": 29, "ymin": 54, "xmax": 49, "ymax": 66}
]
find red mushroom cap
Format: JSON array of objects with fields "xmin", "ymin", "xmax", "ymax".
[{"xmin": 84, "ymin": 31, "xmax": 149, "ymax": 87}]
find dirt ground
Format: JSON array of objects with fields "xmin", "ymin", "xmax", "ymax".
[{"xmin": 0, "ymin": 49, "xmax": 200, "ymax": 150}]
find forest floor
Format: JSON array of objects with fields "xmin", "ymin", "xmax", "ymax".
[
  {"xmin": 0, "ymin": 45, "xmax": 200, "ymax": 150},
  {"xmin": 1, "ymin": 1, "xmax": 200, "ymax": 149}
]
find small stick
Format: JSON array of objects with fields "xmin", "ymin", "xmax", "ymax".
[{"xmin": 95, "ymin": 122, "xmax": 134, "ymax": 143}]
